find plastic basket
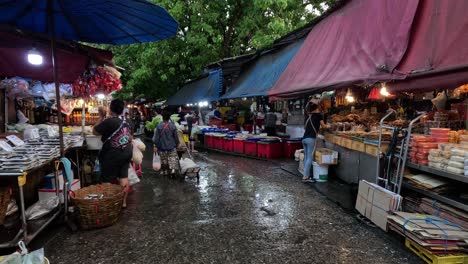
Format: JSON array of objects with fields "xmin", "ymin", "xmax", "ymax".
[
  {"xmin": 71, "ymin": 183, "xmax": 123, "ymax": 230},
  {"xmin": 223, "ymin": 138, "xmax": 234, "ymax": 152},
  {"xmin": 0, "ymin": 188, "xmax": 10, "ymax": 225},
  {"xmin": 257, "ymin": 142, "xmax": 284, "ymax": 159}
]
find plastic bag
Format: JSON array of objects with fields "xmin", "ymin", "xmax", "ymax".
[
  {"xmin": 179, "ymin": 158, "xmax": 199, "ymax": 174},
  {"xmin": 431, "ymin": 92, "xmax": 447, "ymax": 111},
  {"xmin": 132, "ymin": 145, "xmax": 143, "ymax": 165},
  {"xmin": 153, "ymin": 153, "xmax": 161, "ymax": 171},
  {"xmin": 6, "ymin": 199, "xmax": 18, "ymax": 216},
  {"xmin": 128, "ymin": 165, "xmax": 140, "ymax": 186},
  {"xmin": 25, "ymin": 196, "xmax": 59, "ymax": 220},
  {"xmin": 0, "ymin": 242, "xmax": 45, "ymax": 264},
  {"xmin": 133, "ymin": 138, "xmax": 146, "ymax": 151}
]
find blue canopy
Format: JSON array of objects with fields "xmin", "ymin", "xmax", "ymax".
[
  {"xmin": 221, "ymin": 39, "xmax": 304, "ymax": 99},
  {"xmin": 0, "ymin": 0, "xmax": 178, "ymax": 45},
  {"xmin": 166, "ymin": 69, "xmax": 223, "ymax": 106}
]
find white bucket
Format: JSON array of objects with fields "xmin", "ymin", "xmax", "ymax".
[{"xmin": 312, "ymin": 161, "xmax": 328, "ymax": 182}]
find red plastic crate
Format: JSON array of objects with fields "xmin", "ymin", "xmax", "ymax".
[
  {"xmin": 223, "ymin": 138, "xmax": 234, "ymax": 152},
  {"xmin": 204, "ymin": 134, "xmax": 214, "ymax": 148},
  {"xmin": 233, "ymin": 139, "xmax": 245, "ymax": 153},
  {"xmin": 283, "ymin": 141, "xmax": 303, "ymax": 158},
  {"xmin": 213, "ymin": 136, "xmax": 224, "ymax": 150},
  {"xmin": 257, "ymin": 142, "xmax": 284, "ymax": 159},
  {"xmin": 244, "ymin": 141, "xmax": 257, "ymax": 156}
]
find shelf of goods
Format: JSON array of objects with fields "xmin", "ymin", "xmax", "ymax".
[
  {"xmin": 407, "ymin": 162, "xmax": 468, "ymax": 184},
  {"xmin": 402, "ymin": 182, "xmax": 468, "ymax": 212}
]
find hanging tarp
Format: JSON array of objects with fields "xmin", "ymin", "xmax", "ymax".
[
  {"xmin": 221, "ymin": 39, "xmax": 303, "ymax": 100},
  {"xmin": 389, "ymin": 0, "xmax": 468, "ymax": 91},
  {"xmin": 0, "ymin": 31, "xmax": 113, "ymax": 83},
  {"xmin": 269, "ymin": 0, "xmax": 420, "ymax": 100},
  {"xmin": 166, "ymin": 69, "xmax": 223, "ymax": 106}
]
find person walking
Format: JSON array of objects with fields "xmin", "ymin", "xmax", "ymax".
[
  {"xmin": 265, "ymin": 108, "xmax": 277, "ymax": 136},
  {"xmin": 153, "ymin": 112, "xmax": 181, "ymax": 179},
  {"xmin": 302, "ymin": 102, "xmax": 329, "ymax": 183},
  {"xmin": 93, "ymin": 99, "xmax": 133, "ymax": 208},
  {"xmin": 185, "ymin": 111, "xmax": 198, "ymax": 153}
]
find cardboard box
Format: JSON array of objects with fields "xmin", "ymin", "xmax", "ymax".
[
  {"xmin": 314, "ymin": 148, "xmax": 338, "ymax": 165},
  {"xmin": 355, "ymin": 180, "xmax": 401, "ymax": 231},
  {"xmin": 38, "ymin": 179, "xmax": 81, "ymax": 203}
]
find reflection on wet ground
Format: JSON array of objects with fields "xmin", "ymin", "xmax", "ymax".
[{"xmin": 43, "ymin": 151, "xmax": 421, "ymax": 263}]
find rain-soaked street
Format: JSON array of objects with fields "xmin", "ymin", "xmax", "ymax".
[{"xmin": 43, "ymin": 149, "xmax": 421, "ymax": 264}]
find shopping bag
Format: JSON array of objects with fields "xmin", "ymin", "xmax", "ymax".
[
  {"xmin": 152, "ymin": 153, "xmax": 161, "ymax": 171},
  {"xmin": 128, "ymin": 165, "xmax": 140, "ymax": 186}
]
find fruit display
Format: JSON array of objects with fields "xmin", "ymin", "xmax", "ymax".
[{"xmin": 72, "ymin": 66, "xmax": 122, "ymax": 97}]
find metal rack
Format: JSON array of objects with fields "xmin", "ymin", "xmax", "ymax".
[{"xmin": 375, "ymin": 111, "xmax": 425, "ymax": 194}]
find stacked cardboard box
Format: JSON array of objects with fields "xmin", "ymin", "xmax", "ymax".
[{"xmin": 355, "ymin": 180, "xmax": 402, "ymax": 231}]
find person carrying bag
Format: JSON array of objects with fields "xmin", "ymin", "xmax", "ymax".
[{"xmin": 302, "ymin": 101, "xmax": 329, "ymax": 183}]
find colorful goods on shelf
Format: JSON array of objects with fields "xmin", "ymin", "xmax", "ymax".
[
  {"xmin": 410, "ymin": 136, "xmax": 438, "ymax": 166},
  {"xmin": 72, "ymin": 66, "xmax": 121, "ymax": 97}
]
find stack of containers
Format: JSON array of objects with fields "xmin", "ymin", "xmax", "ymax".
[
  {"xmin": 447, "ymin": 148, "xmax": 466, "ymax": 174},
  {"xmin": 430, "ymin": 128, "xmax": 450, "ymax": 143},
  {"xmin": 410, "ymin": 136, "xmax": 436, "ymax": 165},
  {"xmin": 428, "ymin": 148, "xmax": 451, "ymax": 170}
]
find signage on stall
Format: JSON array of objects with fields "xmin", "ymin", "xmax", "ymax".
[
  {"xmin": 0, "ymin": 140, "xmax": 14, "ymax": 152},
  {"xmin": 6, "ymin": 135, "xmax": 25, "ymax": 146}
]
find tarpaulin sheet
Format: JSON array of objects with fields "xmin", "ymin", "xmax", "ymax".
[
  {"xmin": 166, "ymin": 69, "xmax": 223, "ymax": 106},
  {"xmin": 389, "ymin": 0, "xmax": 468, "ymax": 91},
  {"xmin": 269, "ymin": 0, "xmax": 419, "ymax": 100},
  {"xmin": 0, "ymin": 31, "xmax": 113, "ymax": 83},
  {"xmin": 221, "ymin": 39, "xmax": 303, "ymax": 99}
]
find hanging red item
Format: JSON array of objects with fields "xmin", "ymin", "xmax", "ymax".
[
  {"xmin": 72, "ymin": 66, "xmax": 121, "ymax": 97},
  {"xmin": 367, "ymin": 87, "xmax": 381, "ymax": 100}
]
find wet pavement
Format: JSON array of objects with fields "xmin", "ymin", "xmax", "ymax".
[{"xmin": 41, "ymin": 150, "xmax": 422, "ymax": 264}]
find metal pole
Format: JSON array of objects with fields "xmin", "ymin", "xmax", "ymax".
[
  {"xmin": 48, "ymin": 0, "xmax": 65, "ymax": 156},
  {"xmin": 375, "ymin": 109, "xmax": 396, "ymax": 185}
]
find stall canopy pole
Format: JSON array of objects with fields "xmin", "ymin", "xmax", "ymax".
[{"xmin": 48, "ymin": 0, "xmax": 65, "ymax": 156}]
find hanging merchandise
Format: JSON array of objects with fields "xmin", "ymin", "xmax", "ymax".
[
  {"xmin": 0, "ymin": 77, "xmax": 29, "ymax": 99},
  {"xmin": 72, "ymin": 66, "xmax": 122, "ymax": 97}
]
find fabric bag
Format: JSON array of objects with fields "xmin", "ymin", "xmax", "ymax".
[
  {"xmin": 152, "ymin": 153, "xmax": 161, "ymax": 171},
  {"xmin": 128, "ymin": 165, "xmax": 140, "ymax": 186}
]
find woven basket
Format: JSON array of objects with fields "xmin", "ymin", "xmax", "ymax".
[
  {"xmin": 71, "ymin": 183, "xmax": 123, "ymax": 230},
  {"xmin": 0, "ymin": 188, "xmax": 10, "ymax": 226}
]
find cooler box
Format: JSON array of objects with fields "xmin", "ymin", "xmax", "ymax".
[
  {"xmin": 257, "ymin": 141, "xmax": 284, "ymax": 159},
  {"xmin": 244, "ymin": 140, "xmax": 257, "ymax": 156},
  {"xmin": 283, "ymin": 139, "xmax": 303, "ymax": 159},
  {"xmin": 38, "ymin": 179, "xmax": 81, "ymax": 203},
  {"xmin": 213, "ymin": 136, "xmax": 224, "ymax": 150},
  {"xmin": 223, "ymin": 138, "xmax": 234, "ymax": 152},
  {"xmin": 233, "ymin": 138, "xmax": 245, "ymax": 153},
  {"xmin": 204, "ymin": 134, "xmax": 214, "ymax": 148}
]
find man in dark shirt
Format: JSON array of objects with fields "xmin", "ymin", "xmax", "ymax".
[{"xmin": 93, "ymin": 99, "xmax": 132, "ymax": 208}]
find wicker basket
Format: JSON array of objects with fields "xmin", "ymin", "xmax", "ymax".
[
  {"xmin": 71, "ymin": 183, "xmax": 123, "ymax": 230},
  {"xmin": 0, "ymin": 188, "xmax": 10, "ymax": 226}
]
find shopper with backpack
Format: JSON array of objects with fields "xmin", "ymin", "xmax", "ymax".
[
  {"xmin": 153, "ymin": 112, "xmax": 181, "ymax": 179},
  {"xmin": 93, "ymin": 99, "xmax": 133, "ymax": 208}
]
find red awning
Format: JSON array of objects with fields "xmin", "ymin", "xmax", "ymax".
[
  {"xmin": 0, "ymin": 31, "xmax": 113, "ymax": 83},
  {"xmin": 389, "ymin": 0, "xmax": 468, "ymax": 92},
  {"xmin": 269, "ymin": 0, "xmax": 420, "ymax": 100}
]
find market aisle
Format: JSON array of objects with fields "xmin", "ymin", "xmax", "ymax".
[{"xmin": 43, "ymin": 151, "xmax": 421, "ymax": 264}]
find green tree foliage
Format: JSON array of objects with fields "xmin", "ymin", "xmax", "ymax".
[{"xmin": 110, "ymin": 0, "xmax": 334, "ymax": 100}]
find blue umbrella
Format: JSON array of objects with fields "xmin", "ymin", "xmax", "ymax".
[
  {"xmin": 0, "ymin": 0, "xmax": 178, "ymax": 45},
  {"xmin": 0, "ymin": 0, "xmax": 178, "ymax": 155}
]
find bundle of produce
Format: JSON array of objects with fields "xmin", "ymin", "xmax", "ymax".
[
  {"xmin": 430, "ymin": 128, "xmax": 450, "ymax": 143},
  {"xmin": 388, "ymin": 212, "xmax": 468, "ymax": 254}
]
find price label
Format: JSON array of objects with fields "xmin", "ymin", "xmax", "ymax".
[
  {"xmin": 88, "ymin": 107, "xmax": 99, "ymax": 114},
  {"xmin": 47, "ymin": 126, "xmax": 57, "ymax": 138},
  {"xmin": 31, "ymin": 128, "xmax": 40, "ymax": 139},
  {"xmin": 0, "ymin": 140, "xmax": 14, "ymax": 152},
  {"xmin": 6, "ymin": 135, "xmax": 25, "ymax": 146}
]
